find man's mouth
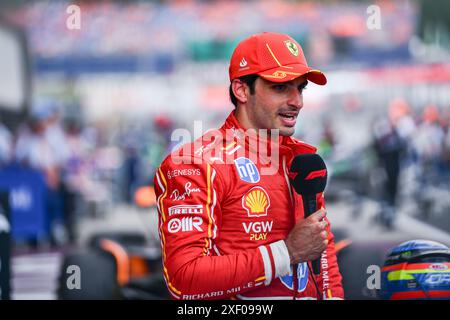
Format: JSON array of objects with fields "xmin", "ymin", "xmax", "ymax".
[{"xmin": 278, "ymin": 112, "xmax": 298, "ymax": 127}]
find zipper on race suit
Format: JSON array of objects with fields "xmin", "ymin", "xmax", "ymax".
[
  {"xmin": 293, "ymin": 264, "xmax": 299, "ymax": 299},
  {"xmin": 282, "ymin": 155, "xmax": 297, "ymax": 299}
]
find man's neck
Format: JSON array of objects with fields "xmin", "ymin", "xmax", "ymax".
[{"xmin": 234, "ymin": 105, "xmax": 252, "ymax": 130}]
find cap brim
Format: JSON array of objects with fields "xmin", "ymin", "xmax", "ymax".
[{"xmin": 258, "ymin": 65, "xmax": 327, "ymax": 85}]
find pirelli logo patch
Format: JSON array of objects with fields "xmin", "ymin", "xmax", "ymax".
[{"xmin": 168, "ymin": 205, "xmax": 203, "ymax": 216}]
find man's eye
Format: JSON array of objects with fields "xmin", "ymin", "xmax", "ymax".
[
  {"xmin": 273, "ymin": 85, "xmax": 286, "ymax": 91},
  {"xmin": 298, "ymin": 81, "xmax": 308, "ymax": 92}
]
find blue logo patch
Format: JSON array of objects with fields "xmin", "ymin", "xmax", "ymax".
[
  {"xmin": 234, "ymin": 157, "xmax": 260, "ymax": 183},
  {"xmin": 280, "ymin": 263, "xmax": 309, "ymax": 292}
]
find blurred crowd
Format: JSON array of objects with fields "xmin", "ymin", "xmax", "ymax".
[
  {"xmin": 375, "ymin": 100, "xmax": 450, "ymax": 214},
  {"xmin": 0, "ymin": 99, "xmax": 175, "ymax": 246},
  {"xmin": 2, "ymin": 0, "xmax": 415, "ymax": 73},
  {"xmin": 356, "ymin": 99, "xmax": 450, "ymax": 228}
]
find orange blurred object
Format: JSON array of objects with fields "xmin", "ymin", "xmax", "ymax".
[
  {"xmin": 134, "ymin": 186, "xmax": 157, "ymax": 208},
  {"xmin": 423, "ymin": 104, "xmax": 439, "ymax": 124},
  {"xmin": 129, "ymin": 256, "xmax": 150, "ymax": 278},
  {"xmin": 100, "ymin": 239, "xmax": 130, "ymax": 286},
  {"xmin": 154, "ymin": 115, "xmax": 173, "ymax": 130},
  {"xmin": 388, "ymin": 98, "xmax": 410, "ymax": 124}
]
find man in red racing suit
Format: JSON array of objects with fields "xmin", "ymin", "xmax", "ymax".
[{"xmin": 154, "ymin": 32, "xmax": 344, "ymax": 300}]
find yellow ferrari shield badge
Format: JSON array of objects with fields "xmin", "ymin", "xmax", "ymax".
[{"xmin": 284, "ymin": 40, "xmax": 299, "ymax": 56}]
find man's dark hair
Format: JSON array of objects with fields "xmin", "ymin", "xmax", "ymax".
[{"xmin": 229, "ymin": 74, "xmax": 259, "ymax": 108}]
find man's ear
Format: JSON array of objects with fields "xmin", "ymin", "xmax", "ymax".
[{"xmin": 232, "ymin": 79, "xmax": 249, "ymax": 104}]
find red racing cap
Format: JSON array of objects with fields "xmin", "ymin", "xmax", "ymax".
[{"xmin": 229, "ymin": 32, "xmax": 327, "ymax": 85}]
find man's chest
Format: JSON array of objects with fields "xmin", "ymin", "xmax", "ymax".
[{"xmin": 216, "ymin": 157, "xmax": 298, "ymax": 246}]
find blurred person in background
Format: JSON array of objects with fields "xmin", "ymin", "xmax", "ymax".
[
  {"xmin": 0, "ymin": 120, "xmax": 13, "ymax": 167},
  {"xmin": 15, "ymin": 104, "xmax": 60, "ymax": 190},
  {"xmin": 121, "ymin": 144, "xmax": 139, "ymax": 204},
  {"xmin": 14, "ymin": 100, "xmax": 67, "ymax": 245},
  {"xmin": 116, "ymin": 115, "xmax": 175, "ymax": 204},
  {"xmin": 45, "ymin": 102, "xmax": 70, "ymax": 170},
  {"xmin": 116, "ymin": 121, "xmax": 141, "ymax": 204},
  {"xmin": 411, "ymin": 105, "xmax": 446, "ymax": 218},
  {"xmin": 46, "ymin": 101, "xmax": 82, "ymax": 243},
  {"xmin": 413, "ymin": 105, "xmax": 445, "ymax": 184},
  {"xmin": 154, "ymin": 32, "xmax": 343, "ymax": 300},
  {"xmin": 389, "ymin": 99, "xmax": 416, "ymax": 154},
  {"xmin": 442, "ymin": 109, "xmax": 450, "ymax": 183},
  {"xmin": 372, "ymin": 100, "xmax": 408, "ymax": 229},
  {"xmin": 388, "ymin": 98, "xmax": 418, "ymax": 200},
  {"xmin": 61, "ymin": 118, "xmax": 91, "ymax": 243},
  {"xmin": 317, "ymin": 118, "xmax": 337, "ymax": 160},
  {"xmin": 148, "ymin": 115, "xmax": 176, "ymax": 173}
]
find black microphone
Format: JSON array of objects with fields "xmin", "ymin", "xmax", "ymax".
[{"xmin": 290, "ymin": 153, "xmax": 328, "ymax": 276}]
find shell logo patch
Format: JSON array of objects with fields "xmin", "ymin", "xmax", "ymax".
[{"xmin": 242, "ymin": 186, "xmax": 270, "ymax": 217}]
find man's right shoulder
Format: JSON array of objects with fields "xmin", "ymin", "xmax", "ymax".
[{"xmin": 159, "ymin": 128, "xmax": 227, "ymax": 169}]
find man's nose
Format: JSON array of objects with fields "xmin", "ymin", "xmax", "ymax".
[{"xmin": 287, "ymin": 89, "xmax": 303, "ymax": 110}]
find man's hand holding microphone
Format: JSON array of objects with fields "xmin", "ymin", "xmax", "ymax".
[
  {"xmin": 285, "ymin": 153, "xmax": 329, "ymax": 274},
  {"xmin": 285, "ymin": 208, "xmax": 328, "ymax": 264}
]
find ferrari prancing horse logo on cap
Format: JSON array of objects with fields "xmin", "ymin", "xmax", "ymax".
[{"xmin": 284, "ymin": 40, "xmax": 299, "ymax": 56}]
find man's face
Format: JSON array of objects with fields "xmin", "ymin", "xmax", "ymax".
[{"xmin": 246, "ymin": 76, "xmax": 307, "ymax": 136}]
